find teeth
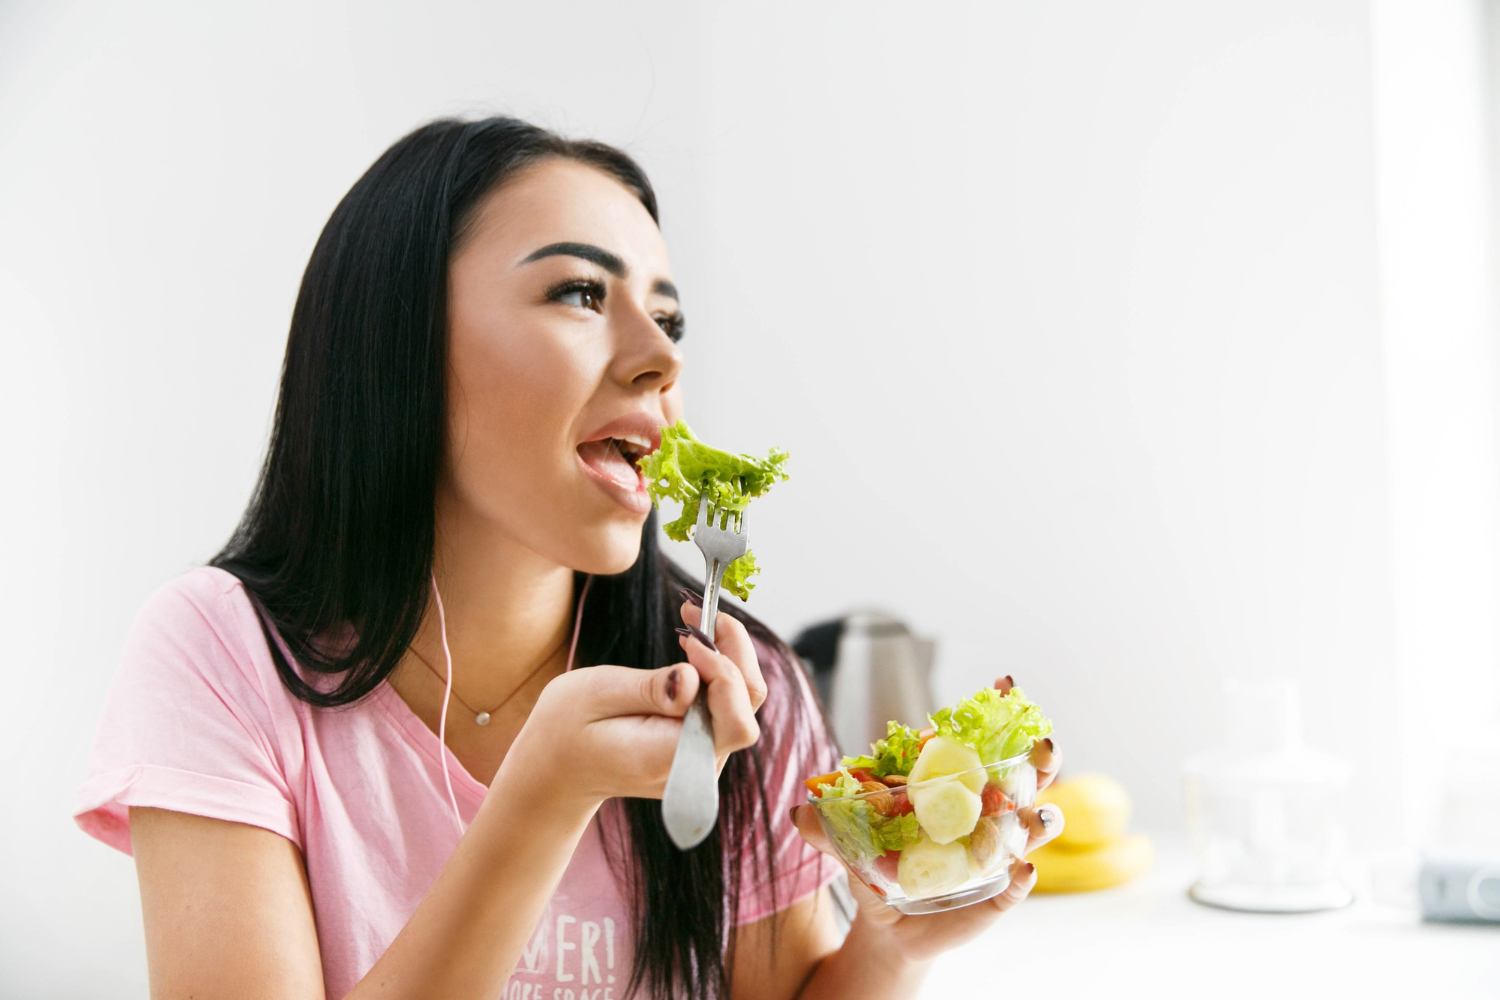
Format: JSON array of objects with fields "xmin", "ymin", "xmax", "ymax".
[{"xmin": 609, "ymin": 434, "xmax": 654, "ymax": 458}]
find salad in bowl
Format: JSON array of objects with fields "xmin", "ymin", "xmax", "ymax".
[{"xmin": 805, "ymin": 684, "xmax": 1053, "ymax": 914}]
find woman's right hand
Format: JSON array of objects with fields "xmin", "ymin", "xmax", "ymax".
[{"xmin": 498, "ymin": 602, "xmax": 764, "ymax": 811}]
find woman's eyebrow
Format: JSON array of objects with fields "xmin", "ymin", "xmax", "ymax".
[
  {"xmin": 520, "ymin": 242, "xmax": 679, "ymax": 302},
  {"xmin": 519, "ymin": 241, "xmax": 626, "ymax": 277}
]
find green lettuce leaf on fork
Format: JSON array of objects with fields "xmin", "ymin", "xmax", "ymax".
[{"xmin": 640, "ymin": 419, "xmax": 788, "ymax": 600}]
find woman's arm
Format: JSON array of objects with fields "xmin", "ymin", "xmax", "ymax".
[
  {"xmin": 130, "ymin": 760, "xmax": 597, "ymax": 1000},
  {"xmin": 132, "ymin": 807, "xmax": 325, "ymax": 998}
]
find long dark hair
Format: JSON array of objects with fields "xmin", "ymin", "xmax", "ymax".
[{"xmin": 212, "ymin": 117, "xmax": 833, "ymax": 998}]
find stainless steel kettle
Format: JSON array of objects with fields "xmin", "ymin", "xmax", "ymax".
[{"xmin": 792, "ymin": 610, "xmax": 937, "ymax": 755}]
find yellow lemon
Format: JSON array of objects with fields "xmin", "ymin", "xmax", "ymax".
[
  {"xmin": 1037, "ymin": 773, "xmax": 1131, "ymax": 849},
  {"xmin": 1029, "ymin": 832, "xmax": 1153, "ymax": 893}
]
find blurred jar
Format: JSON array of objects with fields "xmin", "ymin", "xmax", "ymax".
[{"xmin": 1182, "ymin": 679, "xmax": 1353, "ymax": 912}]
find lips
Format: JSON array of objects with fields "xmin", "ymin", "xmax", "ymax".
[{"xmin": 575, "ymin": 414, "xmax": 665, "ymax": 513}]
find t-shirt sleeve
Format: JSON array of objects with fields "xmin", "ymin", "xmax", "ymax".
[
  {"xmin": 734, "ymin": 639, "xmax": 844, "ymax": 927},
  {"xmin": 73, "ymin": 570, "xmax": 302, "ymax": 855}
]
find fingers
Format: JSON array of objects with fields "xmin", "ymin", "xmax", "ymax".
[
  {"xmin": 677, "ymin": 627, "xmax": 760, "ymax": 753},
  {"xmin": 680, "ymin": 594, "xmax": 767, "ymax": 711},
  {"xmin": 989, "ymin": 856, "xmax": 1038, "ymax": 914},
  {"xmin": 569, "ymin": 663, "xmax": 699, "ymax": 721},
  {"xmin": 993, "ymin": 675, "xmax": 1014, "ymax": 695},
  {"xmin": 1016, "ymin": 803, "xmax": 1065, "ymax": 855},
  {"xmin": 1030, "ymin": 737, "xmax": 1060, "ymax": 792}
]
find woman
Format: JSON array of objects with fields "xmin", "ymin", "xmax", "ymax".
[{"xmin": 74, "ymin": 116, "xmax": 1064, "ymax": 999}]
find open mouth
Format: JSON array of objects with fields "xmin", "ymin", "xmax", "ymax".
[{"xmin": 576, "ymin": 434, "xmax": 655, "ymax": 491}]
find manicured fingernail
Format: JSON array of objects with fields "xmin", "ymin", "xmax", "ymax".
[
  {"xmin": 685, "ymin": 624, "xmax": 718, "ymax": 653},
  {"xmin": 1038, "ymin": 807, "xmax": 1056, "ymax": 829},
  {"xmin": 680, "ymin": 588, "xmax": 703, "ymax": 607},
  {"xmin": 675, "ymin": 626, "xmax": 690, "ymax": 637},
  {"xmin": 1023, "ymin": 861, "xmax": 1035, "ymax": 876},
  {"xmin": 995, "ymin": 675, "xmax": 1014, "ymax": 694},
  {"xmin": 666, "ymin": 668, "xmax": 679, "ymax": 701},
  {"xmin": 1041, "ymin": 737, "xmax": 1054, "ymax": 753}
]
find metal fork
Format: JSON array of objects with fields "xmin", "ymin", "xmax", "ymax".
[{"xmin": 661, "ymin": 492, "xmax": 748, "ymax": 850}]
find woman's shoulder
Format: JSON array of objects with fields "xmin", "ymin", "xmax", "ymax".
[
  {"xmin": 122, "ymin": 565, "xmax": 292, "ymax": 709},
  {"xmin": 76, "ymin": 566, "xmax": 305, "ymax": 854},
  {"xmin": 140, "ymin": 563, "xmax": 256, "ymax": 622}
]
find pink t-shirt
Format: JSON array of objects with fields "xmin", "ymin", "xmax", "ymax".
[{"xmin": 74, "ymin": 567, "xmax": 838, "ymax": 999}]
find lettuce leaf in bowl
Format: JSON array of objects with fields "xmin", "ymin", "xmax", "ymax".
[
  {"xmin": 836, "ymin": 687, "xmax": 1053, "ymax": 782},
  {"xmin": 930, "ymin": 685, "xmax": 1053, "ymax": 764},
  {"xmin": 841, "ymin": 721, "xmax": 925, "ymax": 778},
  {"xmin": 640, "ymin": 419, "xmax": 788, "ymax": 599},
  {"xmin": 815, "ymin": 771, "xmax": 923, "ymax": 861}
]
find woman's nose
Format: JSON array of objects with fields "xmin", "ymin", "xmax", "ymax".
[{"xmin": 611, "ymin": 304, "xmax": 684, "ymax": 389}]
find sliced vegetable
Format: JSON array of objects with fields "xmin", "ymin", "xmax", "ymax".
[
  {"xmin": 908, "ymin": 735, "xmax": 985, "ymax": 792},
  {"xmin": 908, "ymin": 778, "xmax": 983, "ymax": 844},
  {"xmin": 897, "ymin": 833, "xmax": 971, "ymax": 899}
]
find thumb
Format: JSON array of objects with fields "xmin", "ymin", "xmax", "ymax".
[
  {"xmin": 791, "ymin": 803, "xmax": 836, "ymax": 856},
  {"xmin": 577, "ymin": 663, "xmax": 700, "ymax": 720}
]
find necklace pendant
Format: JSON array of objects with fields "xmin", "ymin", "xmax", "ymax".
[{"xmin": 475, "ymin": 711, "xmax": 491, "ymax": 727}]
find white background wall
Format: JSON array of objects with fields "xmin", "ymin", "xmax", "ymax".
[{"xmin": 2, "ymin": 1, "xmax": 1496, "ymax": 995}]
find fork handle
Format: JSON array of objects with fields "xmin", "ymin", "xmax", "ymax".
[
  {"xmin": 700, "ymin": 556, "xmax": 726, "ymax": 644},
  {"xmin": 659, "ymin": 554, "xmax": 728, "ymax": 851}
]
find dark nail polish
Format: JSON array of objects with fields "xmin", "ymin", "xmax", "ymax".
[
  {"xmin": 1038, "ymin": 807, "xmax": 1055, "ymax": 829},
  {"xmin": 996, "ymin": 674, "xmax": 1014, "ymax": 694},
  {"xmin": 685, "ymin": 624, "xmax": 718, "ymax": 653},
  {"xmin": 680, "ymin": 588, "xmax": 704, "ymax": 607},
  {"xmin": 1041, "ymin": 737, "xmax": 1054, "ymax": 753},
  {"xmin": 666, "ymin": 668, "xmax": 679, "ymax": 701},
  {"xmin": 675, "ymin": 626, "xmax": 690, "ymax": 637},
  {"xmin": 1023, "ymin": 861, "xmax": 1035, "ymax": 876}
]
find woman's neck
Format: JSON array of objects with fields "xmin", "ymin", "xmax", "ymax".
[{"xmin": 415, "ymin": 498, "xmax": 577, "ymax": 709}]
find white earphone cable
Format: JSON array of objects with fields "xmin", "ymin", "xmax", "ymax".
[
  {"xmin": 428, "ymin": 572, "xmax": 594, "ymax": 838},
  {"xmin": 430, "ymin": 572, "xmax": 464, "ymax": 838}
]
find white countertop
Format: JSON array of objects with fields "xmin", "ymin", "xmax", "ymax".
[{"xmin": 917, "ymin": 837, "xmax": 1498, "ymax": 1000}]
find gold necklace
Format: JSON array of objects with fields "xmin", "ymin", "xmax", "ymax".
[{"xmin": 408, "ymin": 639, "xmax": 566, "ymax": 727}]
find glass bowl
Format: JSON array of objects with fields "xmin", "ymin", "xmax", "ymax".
[{"xmin": 809, "ymin": 752, "xmax": 1037, "ymax": 914}]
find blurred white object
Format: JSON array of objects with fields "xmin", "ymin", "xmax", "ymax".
[
  {"xmin": 1418, "ymin": 852, "xmax": 1500, "ymax": 923},
  {"xmin": 793, "ymin": 611, "xmax": 936, "ymax": 754},
  {"xmin": 1182, "ymin": 679, "xmax": 1354, "ymax": 912},
  {"xmin": 1416, "ymin": 717, "xmax": 1500, "ymax": 923}
]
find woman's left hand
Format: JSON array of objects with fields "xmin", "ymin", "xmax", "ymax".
[{"xmin": 789, "ymin": 676, "xmax": 1064, "ymax": 966}]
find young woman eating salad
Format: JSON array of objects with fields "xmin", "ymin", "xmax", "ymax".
[{"xmin": 73, "ymin": 116, "xmax": 1064, "ymax": 999}]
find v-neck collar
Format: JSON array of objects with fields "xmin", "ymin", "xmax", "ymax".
[{"xmin": 374, "ymin": 679, "xmax": 489, "ymax": 804}]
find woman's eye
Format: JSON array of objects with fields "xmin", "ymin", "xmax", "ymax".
[
  {"xmin": 551, "ymin": 280, "xmax": 605, "ymax": 312},
  {"xmin": 656, "ymin": 313, "xmax": 686, "ymax": 342}
]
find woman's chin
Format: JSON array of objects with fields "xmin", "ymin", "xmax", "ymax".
[{"xmin": 566, "ymin": 524, "xmax": 647, "ymax": 577}]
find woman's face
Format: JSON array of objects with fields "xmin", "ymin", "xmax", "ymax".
[{"xmin": 443, "ymin": 158, "xmax": 685, "ymax": 575}]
